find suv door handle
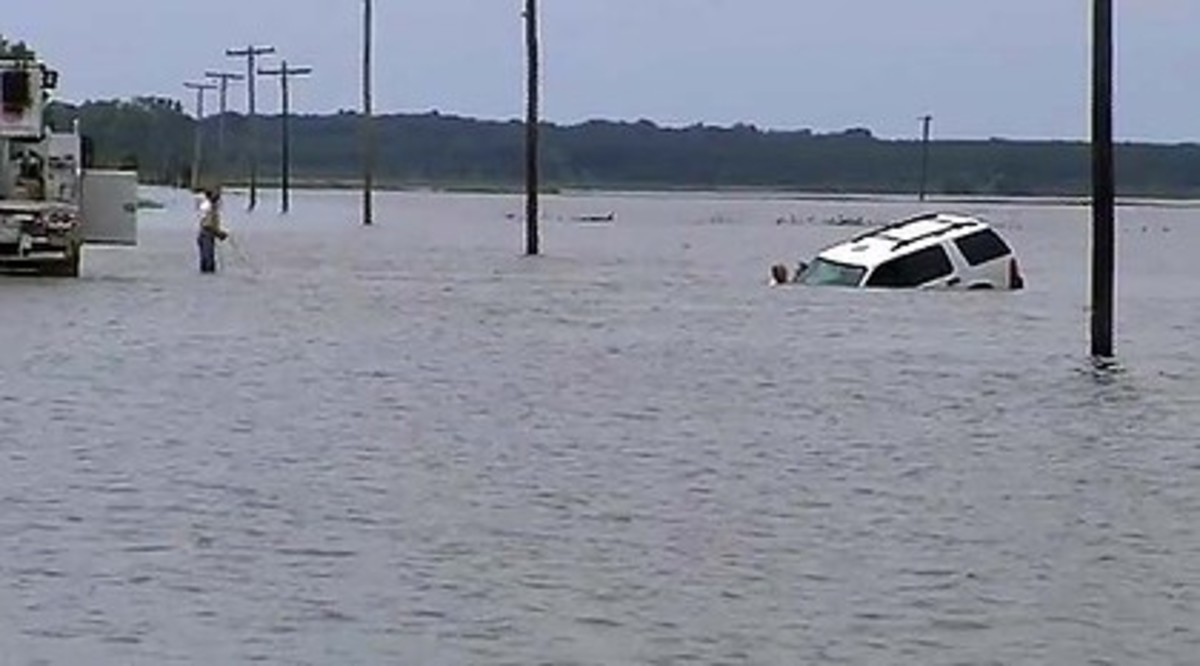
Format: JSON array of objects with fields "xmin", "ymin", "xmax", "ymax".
[{"xmin": 947, "ymin": 277, "xmax": 961, "ymax": 287}]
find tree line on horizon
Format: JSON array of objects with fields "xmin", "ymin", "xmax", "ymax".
[{"xmin": 44, "ymin": 97, "xmax": 1200, "ymax": 199}]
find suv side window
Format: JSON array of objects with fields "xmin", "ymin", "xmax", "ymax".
[
  {"xmin": 954, "ymin": 229, "xmax": 1011, "ymax": 266},
  {"xmin": 866, "ymin": 245, "xmax": 953, "ymax": 288}
]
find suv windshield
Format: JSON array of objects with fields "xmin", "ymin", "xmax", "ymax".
[{"xmin": 798, "ymin": 258, "xmax": 867, "ymax": 287}]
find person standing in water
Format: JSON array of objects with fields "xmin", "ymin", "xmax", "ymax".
[{"xmin": 197, "ymin": 188, "xmax": 228, "ymax": 273}]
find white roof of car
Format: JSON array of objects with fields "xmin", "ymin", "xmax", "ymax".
[{"xmin": 817, "ymin": 213, "xmax": 990, "ymax": 268}]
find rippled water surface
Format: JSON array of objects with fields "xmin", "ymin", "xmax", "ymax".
[{"xmin": 2, "ymin": 189, "xmax": 1199, "ymax": 664}]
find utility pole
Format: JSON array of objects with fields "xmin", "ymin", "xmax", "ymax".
[
  {"xmin": 1091, "ymin": 0, "xmax": 1116, "ymax": 360},
  {"xmin": 362, "ymin": 0, "xmax": 375, "ymax": 226},
  {"xmin": 183, "ymin": 81, "xmax": 216, "ymax": 191},
  {"xmin": 919, "ymin": 114, "xmax": 933, "ymax": 203},
  {"xmin": 227, "ymin": 45, "xmax": 276, "ymax": 210},
  {"xmin": 259, "ymin": 60, "xmax": 312, "ymax": 214},
  {"xmin": 205, "ymin": 70, "xmax": 245, "ymax": 186},
  {"xmin": 524, "ymin": 0, "xmax": 541, "ymax": 256}
]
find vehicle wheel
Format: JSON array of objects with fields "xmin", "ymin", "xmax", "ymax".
[{"xmin": 43, "ymin": 249, "xmax": 81, "ymax": 278}]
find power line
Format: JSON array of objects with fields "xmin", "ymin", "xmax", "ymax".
[
  {"xmin": 183, "ymin": 81, "xmax": 217, "ymax": 190},
  {"xmin": 226, "ymin": 45, "xmax": 276, "ymax": 211},
  {"xmin": 205, "ymin": 70, "xmax": 244, "ymax": 186},
  {"xmin": 258, "ymin": 61, "xmax": 312, "ymax": 214}
]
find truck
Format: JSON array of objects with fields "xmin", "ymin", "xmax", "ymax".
[{"xmin": 0, "ymin": 56, "xmax": 137, "ymax": 277}]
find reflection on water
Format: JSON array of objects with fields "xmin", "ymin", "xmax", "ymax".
[{"xmin": 2, "ymin": 188, "xmax": 1199, "ymax": 664}]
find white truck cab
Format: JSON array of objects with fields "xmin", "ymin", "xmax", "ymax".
[
  {"xmin": 797, "ymin": 213, "xmax": 1024, "ymax": 290},
  {"xmin": 0, "ymin": 56, "xmax": 137, "ymax": 276}
]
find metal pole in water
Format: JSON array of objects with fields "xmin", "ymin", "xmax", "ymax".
[
  {"xmin": 184, "ymin": 81, "xmax": 216, "ymax": 190},
  {"xmin": 524, "ymin": 0, "xmax": 541, "ymax": 256},
  {"xmin": 362, "ymin": 0, "xmax": 375, "ymax": 226},
  {"xmin": 228, "ymin": 45, "xmax": 276, "ymax": 211},
  {"xmin": 919, "ymin": 114, "xmax": 933, "ymax": 203},
  {"xmin": 1091, "ymin": 0, "xmax": 1116, "ymax": 359}
]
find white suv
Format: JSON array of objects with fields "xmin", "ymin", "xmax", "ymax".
[{"xmin": 795, "ymin": 213, "xmax": 1024, "ymax": 290}]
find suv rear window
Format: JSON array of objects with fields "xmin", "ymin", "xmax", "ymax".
[
  {"xmin": 866, "ymin": 245, "xmax": 953, "ymax": 288},
  {"xmin": 954, "ymin": 229, "xmax": 1011, "ymax": 266}
]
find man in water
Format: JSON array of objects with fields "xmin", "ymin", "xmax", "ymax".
[
  {"xmin": 768, "ymin": 261, "xmax": 809, "ymax": 286},
  {"xmin": 197, "ymin": 188, "xmax": 228, "ymax": 273},
  {"xmin": 770, "ymin": 263, "xmax": 790, "ymax": 286}
]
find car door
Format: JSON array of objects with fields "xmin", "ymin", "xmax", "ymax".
[{"xmin": 864, "ymin": 245, "xmax": 955, "ymax": 289}]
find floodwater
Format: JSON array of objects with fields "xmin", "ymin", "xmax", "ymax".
[{"xmin": 2, "ymin": 188, "xmax": 1199, "ymax": 665}]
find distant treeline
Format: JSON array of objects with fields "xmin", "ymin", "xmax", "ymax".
[{"xmin": 46, "ymin": 98, "xmax": 1200, "ymax": 198}]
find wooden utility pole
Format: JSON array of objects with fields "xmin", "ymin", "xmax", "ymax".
[
  {"xmin": 919, "ymin": 114, "xmax": 933, "ymax": 202},
  {"xmin": 227, "ymin": 45, "xmax": 276, "ymax": 210},
  {"xmin": 1091, "ymin": 0, "xmax": 1116, "ymax": 359},
  {"xmin": 362, "ymin": 0, "xmax": 375, "ymax": 226},
  {"xmin": 183, "ymin": 81, "xmax": 216, "ymax": 190},
  {"xmin": 259, "ymin": 61, "xmax": 312, "ymax": 214},
  {"xmin": 524, "ymin": 0, "xmax": 541, "ymax": 255},
  {"xmin": 205, "ymin": 70, "xmax": 244, "ymax": 186}
]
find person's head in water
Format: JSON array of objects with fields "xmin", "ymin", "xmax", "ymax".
[{"xmin": 770, "ymin": 263, "xmax": 790, "ymax": 285}]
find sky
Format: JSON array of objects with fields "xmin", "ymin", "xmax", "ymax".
[{"xmin": 9, "ymin": 0, "xmax": 1200, "ymax": 142}]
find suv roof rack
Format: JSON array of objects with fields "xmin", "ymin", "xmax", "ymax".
[
  {"xmin": 891, "ymin": 220, "xmax": 979, "ymax": 251},
  {"xmin": 850, "ymin": 212, "xmax": 941, "ymax": 243}
]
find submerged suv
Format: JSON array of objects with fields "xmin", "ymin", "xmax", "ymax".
[{"xmin": 797, "ymin": 213, "xmax": 1024, "ymax": 290}]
